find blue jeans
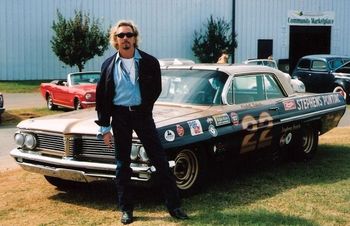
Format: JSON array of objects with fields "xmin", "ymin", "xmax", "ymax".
[{"xmin": 111, "ymin": 106, "xmax": 181, "ymax": 212}]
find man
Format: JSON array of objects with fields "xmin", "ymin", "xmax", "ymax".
[{"xmin": 95, "ymin": 20, "xmax": 188, "ymax": 224}]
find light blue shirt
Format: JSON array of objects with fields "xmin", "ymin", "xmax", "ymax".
[
  {"xmin": 97, "ymin": 50, "xmax": 142, "ymax": 139},
  {"xmin": 113, "ymin": 50, "xmax": 142, "ymax": 106}
]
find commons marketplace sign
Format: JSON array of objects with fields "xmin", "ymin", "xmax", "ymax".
[{"xmin": 287, "ymin": 11, "xmax": 334, "ymax": 26}]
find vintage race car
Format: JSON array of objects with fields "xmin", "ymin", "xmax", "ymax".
[
  {"xmin": 11, "ymin": 64, "xmax": 346, "ymax": 194},
  {"xmin": 243, "ymin": 59, "xmax": 306, "ymax": 93},
  {"xmin": 40, "ymin": 71, "xmax": 100, "ymax": 110}
]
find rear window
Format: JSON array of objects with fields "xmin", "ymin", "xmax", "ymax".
[{"xmin": 297, "ymin": 59, "xmax": 310, "ymax": 69}]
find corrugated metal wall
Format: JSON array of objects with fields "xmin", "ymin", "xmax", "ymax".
[
  {"xmin": 0, "ymin": 0, "xmax": 232, "ymax": 80},
  {"xmin": 1, "ymin": 0, "xmax": 349, "ymax": 80},
  {"xmin": 235, "ymin": 0, "xmax": 350, "ymax": 63}
]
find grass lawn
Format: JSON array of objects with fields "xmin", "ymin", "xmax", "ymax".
[
  {"xmin": 0, "ymin": 80, "xmax": 48, "ymax": 93},
  {"xmin": 0, "ymin": 127, "xmax": 349, "ymax": 225}
]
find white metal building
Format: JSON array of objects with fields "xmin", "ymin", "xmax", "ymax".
[{"xmin": 0, "ymin": 0, "xmax": 349, "ymax": 80}]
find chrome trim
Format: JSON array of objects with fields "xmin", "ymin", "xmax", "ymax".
[
  {"xmin": 81, "ymin": 101, "xmax": 96, "ymax": 104},
  {"xmin": 280, "ymin": 105, "xmax": 346, "ymax": 123},
  {"xmin": 10, "ymin": 148, "xmax": 175, "ymax": 183}
]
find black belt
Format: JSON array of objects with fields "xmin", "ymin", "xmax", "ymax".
[{"xmin": 114, "ymin": 105, "xmax": 140, "ymax": 112}]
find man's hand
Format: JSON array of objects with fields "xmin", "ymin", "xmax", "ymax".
[{"xmin": 103, "ymin": 132, "xmax": 113, "ymax": 148}]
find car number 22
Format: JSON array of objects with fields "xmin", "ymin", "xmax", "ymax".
[{"xmin": 240, "ymin": 112, "xmax": 273, "ymax": 153}]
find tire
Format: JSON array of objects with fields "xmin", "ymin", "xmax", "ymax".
[
  {"xmin": 173, "ymin": 148, "xmax": 207, "ymax": 196},
  {"xmin": 291, "ymin": 125, "xmax": 319, "ymax": 161},
  {"xmin": 44, "ymin": 176, "xmax": 83, "ymax": 190},
  {"xmin": 74, "ymin": 98, "xmax": 82, "ymax": 110},
  {"xmin": 46, "ymin": 94, "xmax": 57, "ymax": 110}
]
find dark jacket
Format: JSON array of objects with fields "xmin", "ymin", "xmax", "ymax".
[{"xmin": 95, "ymin": 49, "xmax": 161, "ymax": 127}]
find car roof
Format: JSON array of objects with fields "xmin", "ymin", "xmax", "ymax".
[
  {"xmin": 301, "ymin": 54, "xmax": 350, "ymax": 60},
  {"xmin": 161, "ymin": 63, "xmax": 294, "ymax": 96}
]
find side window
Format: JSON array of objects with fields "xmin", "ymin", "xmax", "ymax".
[
  {"xmin": 311, "ymin": 60, "xmax": 327, "ymax": 71},
  {"xmin": 297, "ymin": 59, "xmax": 311, "ymax": 69},
  {"xmin": 226, "ymin": 74, "xmax": 284, "ymax": 104}
]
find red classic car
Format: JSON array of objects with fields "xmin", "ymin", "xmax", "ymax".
[{"xmin": 41, "ymin": 71, "xmax": 100, "ymax": 110}]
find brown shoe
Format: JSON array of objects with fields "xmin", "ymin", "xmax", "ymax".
[
  {"xmin": 169, "ymin": 208, "xmax": 189, "ymax": 220},
  {"xmin": 121, "ymin": 211, "xmax": 133, "ymax": 224}
]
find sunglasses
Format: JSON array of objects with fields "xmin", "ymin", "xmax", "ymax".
[{"xmin": 115, "ymin": 32, "xmax": 135, "ymax": 38}]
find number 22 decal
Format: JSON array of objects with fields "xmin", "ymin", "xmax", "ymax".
[{"xmin": 240, "ymin": 112, "xmax": 273, "ymax": 153}]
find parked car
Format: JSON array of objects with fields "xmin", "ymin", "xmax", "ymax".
[
  {"xmin": 11, "ymin": 64, "xmax": 346, "ymax": 195},
  {"xmin": 40, "ymin": 71, "xmax": 100, "ymax": 110},
  {"xmin": 292, "ymin": 54, "xmax": 350, "ymax": 103},
  {"xmin": 0, "ymin": 93, "xmax": 4, "ymax": 124},
  {"xmin": 243, "ymin": 59, "xmax": 306, "ymax": 93}
]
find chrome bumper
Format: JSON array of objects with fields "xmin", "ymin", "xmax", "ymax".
[{"xmin": 10, "ymin": 148, "xmax": 175, "ymax": 183}]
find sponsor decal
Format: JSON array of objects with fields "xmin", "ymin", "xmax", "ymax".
[
  {"xmin": 212, "ymin": 113, "xmax": 231, "ymax": 126},
  {"xmin": 283, "ymin": 100, "xmax": 297, "ymax": 111},
  {"xmin": 296, "ymin": 94, "xmax": 340, "ymax": 110},
  {"xmin": 164, "ymin": 130, "xmax": 175, "ymax": 142},
  {"xmin": 187, "ymin": 119, "xmax": 203, "ymax": 136},
  {"xmin": 176, "ymin": 124, "xmax": 185, "ymax": 137},
  {"xmin": 206, "ymin": 117, "xmax": 214, "ymax": 124},
  {"xmin": 230, "ymin": 112, "xmax": 239, "ymax": 126},
  {"xmin": 208, "ymin": 124, "xmax": 218, "ymax": 137}
]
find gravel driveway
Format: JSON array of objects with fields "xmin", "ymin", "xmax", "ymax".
[{"xmin": 3, "ymin": 93, "xmax": 46, "ymax": 110}]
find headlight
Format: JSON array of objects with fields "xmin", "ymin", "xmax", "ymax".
[
  {"xmin": 14, "ymin": 132, "xmax": 37, "ymax": 150},
  {"xmin": 14, "ymin": 133, "xmax": 25, "ymax": 147},
  {"xmin": 139, "ymin": 146, "xmax": 149, "ymax": 161},
  {"xmin": 130, "ymin": 145, "xmax": 139, "ymax": 160},
  {"xmin": 24, "ymin": 134, "xmax": 37, "ymax": 149},
  {"xmin": 85, "ymin": 93, "xmax": 92, "ymax": 100}
]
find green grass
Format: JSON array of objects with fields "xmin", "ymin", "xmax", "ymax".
[
  {"xmin": 0, "ymin": 80, "xmax": 49, "ymax": 93},
  {"xmin": 0, "ymin": 128, "xmax": 349, "ymax": 225}
]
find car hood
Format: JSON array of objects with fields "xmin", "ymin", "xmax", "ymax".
[
  {"xmin": 74, "ymin": 84, "xmax": 97, "ymax": 92},
  {"xmin": 17, "ymin": 103, "xmax": 218, "ymax": 135}
]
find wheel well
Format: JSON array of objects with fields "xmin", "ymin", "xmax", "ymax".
[{"xmin": 45, "ymin": 92, "xmax": 50, "ymax": 100}]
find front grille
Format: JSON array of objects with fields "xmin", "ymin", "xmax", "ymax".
[
  {"xmin": 37, "ymin": 133, "xmax": 65, "ymax": 152},
  {"xmin": 78, "ymin": 136, "xmax": 115, "ymax": 161}
]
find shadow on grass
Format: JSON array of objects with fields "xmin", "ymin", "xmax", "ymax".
[{"xmin": 48, "ymin": 144, "xmax": 349, "ymax": 225}]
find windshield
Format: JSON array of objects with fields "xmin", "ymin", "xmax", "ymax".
[
  {"xmin": 159, "ymin": 69, "xmax": 228, "ymax": 105},
  {"xmin": 328, "ymin": 58, "xmax": 350, "ymax": 70},
  {"xmin": 70, "ymin": 73, "xmax": 100, "ymax": 85}
]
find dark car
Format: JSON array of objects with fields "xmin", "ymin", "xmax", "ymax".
[
  {"xmin": 11, "ymin": 64, "xmax": 346, "ymax": 195},
  {"xmin": 0, "ymin": 93, "xmax": 4, "ymax": 124},
  {"xmin": 292, "ymin": 55, "xmax": 350, "ymax": 103}
]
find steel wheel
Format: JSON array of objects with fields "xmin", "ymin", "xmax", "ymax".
[
  {"xmin": 292, "ymin": 125, "xmax": 318, "ymax": 161},
  {"xmin": 47, "ymin": 94, "xmax": 57, "ymax": 110},
  {"xmin": 174, "ymin": 149, "xmax": 199, "ymax": 190},
  {"xmin": 74, "ymin": 98, "xmax": 82, "ymax": 110}
]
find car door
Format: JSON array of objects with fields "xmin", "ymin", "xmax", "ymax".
[
  {"xmin": 293, "ymin": 58, "xmax": 312, "ymax": 90},
  {"xmin": 308, "ymin": 60, "xmax": 334, "ymax": 93},
  {"xmin": 225, "ymin": 73, "xmax": 284, "ymax": 154}
]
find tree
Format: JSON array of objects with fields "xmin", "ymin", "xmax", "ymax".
[
  {"xmin": 192, "ymin": 15, "xmax": 237, "ymax": 63},
  {"xmin": 51, "ymin": 10, "xmax": 109, "ymax": 71}
]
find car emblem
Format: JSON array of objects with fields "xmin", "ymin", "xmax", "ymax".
[
  {"xmin": 164, "ymin": 130, "xmax": 175, "ymax": 142},
  {"xmin": 208, "ymin": 124, "xmax": 218, "ymax": 137},
  {"xmin": 176, "ymin": 124, "xmax": 185, "ymax": 137}
]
